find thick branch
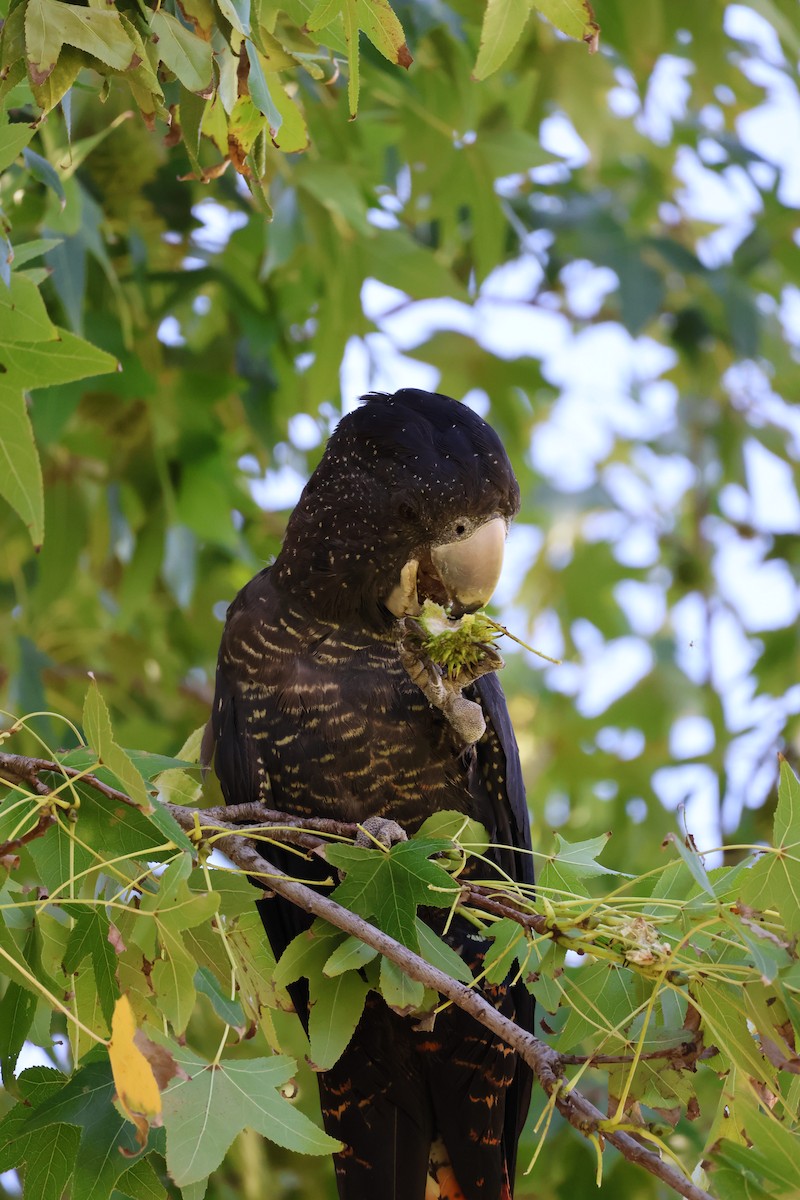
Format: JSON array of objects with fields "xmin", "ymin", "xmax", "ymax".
[{"xmin": 169, "ymin": 802, "xmax": 360, "ymax": 852}]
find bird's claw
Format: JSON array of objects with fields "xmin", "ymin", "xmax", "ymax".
[
  {"xmin": 356, "ymin": 815, "xmax": 408, "ymax": 850},
  {"xmin": 397, "ymin": 639, "xmax": 487, "ymax": 746}
]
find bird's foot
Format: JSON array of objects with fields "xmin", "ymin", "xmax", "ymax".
[
  {"xmin": 356, "ymin": 815, "xmax": 408, "ymax": 850},
  {"xmin": 398, "ymin": 640, "xmax": 486, "ymax": 746},
  {"xmin": 442, "ymin": 693, "xmax": 486, "ymax": 744}
]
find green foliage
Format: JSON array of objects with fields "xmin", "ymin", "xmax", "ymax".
[
  {"xmin": 3, "ymin": 700, "xmax": 800, "ymax": 1196},
  {"xmin": 2, "ymin": 0, "xmax": 800, "ymax": 1195}
]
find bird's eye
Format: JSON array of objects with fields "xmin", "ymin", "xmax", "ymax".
[{"xmin": 455, "ymin": 523, "xmax": 466, "ymax": 537}]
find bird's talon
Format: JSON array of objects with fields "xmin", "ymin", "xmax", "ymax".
[{"xmin": 356, "ymin": 816, "xmax": 408, "ymax": 849}]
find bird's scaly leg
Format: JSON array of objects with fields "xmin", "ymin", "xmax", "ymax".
[
  {"xmin": 355, "ymin": 814, "xmax": 408, "ymax": 849},
  {"xmin": 397, "ymin": 630, "xmax": 488, "ymax": 746}
]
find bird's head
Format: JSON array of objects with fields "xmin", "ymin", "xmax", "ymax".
[{"xmin": 273, "ymin": 389, "xmax": 520, "ymax": 629}]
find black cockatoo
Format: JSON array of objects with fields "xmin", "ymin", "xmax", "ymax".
[{"xmin": 205, "ymin": 389, "xmax": 534, "ymax": 1200}]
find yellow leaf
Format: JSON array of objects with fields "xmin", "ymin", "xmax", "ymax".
[{"xmin": 109, "ymin": 995, "xmax": 162, "ymax": 1143}]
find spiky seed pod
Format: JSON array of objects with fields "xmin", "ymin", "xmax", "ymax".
[{"xmin": 417, "ymin": 600, "xmax": 502, "ymax": 680}]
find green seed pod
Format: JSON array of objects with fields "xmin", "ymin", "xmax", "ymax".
[{"xmin": 417, "ymin": 601, "xmax": 502, "ymax": 679}]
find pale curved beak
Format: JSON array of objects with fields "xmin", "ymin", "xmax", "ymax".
[{"xmin": 431, "ymin": 516, "xmax": 507, "ymax": 613}]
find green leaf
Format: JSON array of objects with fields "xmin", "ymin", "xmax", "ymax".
[
  {"xmin": 0, "ymin": 118, "xmax": 36, "ymax": 173},
  {"xmin": 215, "ymin": 0, "xmax": 251, "ymax": 35},
  {"xmin": 477, "ymin": 130, "xmax": 553, "ymax": 177},
  {"xmin": 245, "ymin": 40, "xmax": 283, "ymax": 134},
  {"xmin": 26, "ymin": 816, "xmax": 95, "ymax": 899},
  {"xmin": 17, "ymin": 1066, "xmax": 70, "ymax": 1106},
  {"xmin": 25, "ymin": 0, "xmax": 137, "ymax": 84},
  {"xmin": 63, "ymin": 909, "xmax": 99, "ymax": 972},
  {"xmin": 307, "ymin": 967, "xmax": 370, "ymax": 1069},
  {"xmin": 0, "ymin": 980, "xmax": 37, "ymax": 1082},
  {"xmin": 194, "ymin": 965, "xmax": 246, "ymax": 1027},
  {"xmin": 31, "ymin": 44, "xmax": 83, "ymax": 113},
  {"xmin": 162, "ymin": 1046, "xmax": 339, "ymax": 1184},
  {"xmin": 379, "ymin": 956, "xmax": 424, "ymax": 1010},
  {"xmin": 68, "ymin": 734, "xmax": 191, "ymax": 861},
  {"xmin": 24, "ymin": 148, "xmax": 66, "ymax": 208},
  {"xmin": 180, "ymin": 1181, "xmax": 209, "ymax": 1200},
  {"xmin": 712, "ymin": 1086, "xmax": 800, "ymax": 1195},
  {"xmin": 143, "ymin": 799, "xmax": 195, "ymax": 855},
  {"xmin": 273, "ymin": 922, "xmax": 342, "ymax": 988},
  {"xmin": 663, "ymin": 831, "xmax": 716, "ymax": 898},
  {"xmin": 20, "ymin": 1059, "xmax": 162, "ymax": 1196},
  {"xmin": 23, "ymin": 1122, "xmax": 81, "ymax": 1200},
  {"xmin": 114, "ymin": 1154, "xmax": 168, "ymax": 1200},
  {"xmin": 301, "ymin": 0, "xmax": 364, "ymax": 113},
  {"xmin": 71, "ymin": 782, "xmax": 184, "ymax": 864},
  {"xmin": 61, "ymin": 747, "xmax": 197, "ymax": 782},
  {"xmin": 0, "ymin": 274, "xmax": 57, "ymax": 345},
  {"xmin": 740, "ymin": 845, "xmax": 800, "ymax": 941},
  {"xmin": 550, "ymin": 832, "xmax": 616, "ymax": 877},
  {"xmin": 152, "ymin": 926, "xmax": 197, "ymax": 1033},
  {"xmin": 538, "ymin": 831, "xmax": 616, "ymax": 896},
  {"xmin": 0, "ymin": 382, "xmax": 44, "ymax": 546},
  {"xmin": 0, "ymin": 915, "xmax": 42, "ymax": 996},
  {"xmin": 323, "ymin": 934, "xmax": 379, "ymax": 976},
  {"xmin": 132, "ymin": 864, "xmax": 220, "ymax": 1031},
  {"xmin": 414, "ymin": 918, "xmax": 473, "ymax": 984},
  {"xmin": 326, "ymin": 840, "xmax": 459, "ymax": 952},
  {"xmin": 695, "ymin": 980, "xmax": 776, "ymax": 1088},
  {"xmin": 266, "ymin": 77, "xmax": 308, "ymax": 152},
  {"xmin": 63, "ymin": 909, "xmax": 118, "ymax": 1026},
  {"xmin": 83, "ymin": 679, "xmax": 151, "ymax": 810},
  {"xmin": 356, "ymin": 0, "xmax": 411, "ymax": 66},
  {"xmin": 342, "ymin": 0, "xmax": 359, "ymax": 116},
  {"xmin": 533, "ymin": 0, "xmax": 599, "ymax": 46},
  {"xmin": 0, "ymin": 1104, "xmax": 32, "ymax": 1173},
  {"xmin": 297, "ymin": 163, "xmax": 372, "ymax": 237},
  {"xmin": 473, "ymin": 0, "xmax": 531, "ymax": 81},
  {"xmin": 416, "ymin": 810, "xmax": 490, "ymax": 856},
  {"xmin": 150, "ymin": 11, "xmax": 213, "ymax": 94},
  {"xmin": 482, "ymin": 917, "xmax": 526, "ymax": 985},
  {"xmin": 72, "ymin": 1100, "xmax": 159, "ymax": 1200},
  {"xmin": 226, "ymin": 910, "xmax": 284, "ymax": 1020},
  {"xmin": 305, "ymin": 0, "xmax": 341, "ymax": 31},
  {"xmin": 23, "ymin": 1058, "xmax": 115, "ymax": 1130},
  {"xmin": 5, "ymin": 326, "xmax": 118, "ymax": 389},
  {"xmin": 559, "ymin": 961, "xmax": 635, "ymax": 1052},
  {"xmin": 774, "ymin": 755, "xmax": 800, "ymax": 848},
  {"xmin": 228, "ymin": 95, "xmax": 266, "ymax": 161}
]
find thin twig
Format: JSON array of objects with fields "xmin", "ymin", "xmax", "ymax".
[{"xmin": 0, "ymin": 751, "xmax": 139, "ymax": 807}]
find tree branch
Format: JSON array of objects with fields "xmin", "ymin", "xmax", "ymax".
[
  {"xmin": 166, "ymin": 812, "xmax": 713, "ymax": 1200},
  {"xmin": 0, "ymin": 753, "xmax": 713, "ymax": 1200}
]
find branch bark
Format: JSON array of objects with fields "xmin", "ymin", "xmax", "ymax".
[{"xmin": 0, "ymin": 753, "xmax": 713, "ymax": 1200}]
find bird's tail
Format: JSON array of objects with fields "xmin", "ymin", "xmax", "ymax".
[
  {"xmin": 427, "ymin": 1136, "xmax": 514, "ymax": 1200},
  {"xmin": 428, "ymin": 1144, "xmax": 466, "ymax": 1199}
]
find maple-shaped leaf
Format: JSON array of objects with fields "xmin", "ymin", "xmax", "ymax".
[
  {"xmin": 161, "ymin": 1043, "xmax": 339, "ymax": 1184},
  {"xmin": 325, "ymin": 839, "xmax": 460, "ymax": 952}
]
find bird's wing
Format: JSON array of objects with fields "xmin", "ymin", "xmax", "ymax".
[
  {"xmin": 203, "ymin": 570, "xmax": 330, "ymax": 995},
  {"xmin": 474, "ymin": 671, "xmax": 534, "ymax": 886},
  {"xmin": 474, "ymin": 671, "xmax": 535, "ymax": 1183}
]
